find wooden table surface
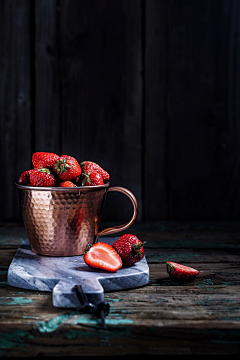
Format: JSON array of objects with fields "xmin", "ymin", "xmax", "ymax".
[{"xmin": 0, "ymin": 221, "xmax": 240, "ymax": 357}]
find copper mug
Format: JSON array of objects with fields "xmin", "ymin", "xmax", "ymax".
[{"xmin": 16, "ymin": 182, "xmax": 138, "ymax": 256}]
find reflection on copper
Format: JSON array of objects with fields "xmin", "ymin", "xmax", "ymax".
[{"xmin": 16, "ymin": 183, "xmax": 138, "ymax": 257}]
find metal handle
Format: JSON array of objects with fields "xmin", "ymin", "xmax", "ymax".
[{"xmin": 97, "ymin": 186, "xmax": 138, "ymax": 237}]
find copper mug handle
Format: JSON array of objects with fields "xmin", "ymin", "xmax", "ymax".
[{"xmin": 97, "ymin": 186, "xmax": 138, "ymax": 237}]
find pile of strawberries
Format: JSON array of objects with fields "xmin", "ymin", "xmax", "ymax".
[{"xmin": 18, "ymin": 152, "xmax": 110, "ymax": 187}]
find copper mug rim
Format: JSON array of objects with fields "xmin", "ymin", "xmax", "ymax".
[{"xmin": 15, "ymin": 182, "xmax": 110, "ymax": 191}]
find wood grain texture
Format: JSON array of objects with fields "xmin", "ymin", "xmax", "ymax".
[
  {"xmin": 1, "ymin": 222, "xmax": 240, "ymax": 356},
  {"xmin": 34, "ymin": 0, "xmax": 61, "ymax": 154},
  {"xmin": 1, "ymin": 0, "xmax": 240, "ymax": 223},
  {"xmin": 58, "ymin": 0, "xmax": 143, "ymax": 222},
  {"xmin": 167, "ymin": 0, "xmax": 240, "ymax": 220},
  {"xmin": 144, "ymin": 0, "xmax": 168, "ymax": 221},
  {"xmin": 0, "ymin": 0, "xmax": 32, "ymax": 221}
]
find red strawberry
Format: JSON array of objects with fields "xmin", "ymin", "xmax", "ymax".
[
  {"xmin": 18, "ymin": 169, "xmax": 34, "ymax": 185},
  {"xmin": 58, "ymin": 181, "xmax": 76, "ymax": 187},
  {"xmin": 166, "ymin": 261, "xmax": 200, "ymax": 281},
  {"xmin": 84, "ymin": 242, "xmax": 122, "ymax": 272},
  {"xmin": 53, "ymin": 155, "xmax": 81, "ymax": 181},
  {"xmin": 32, "ymin": 152, "xmax": 59, "ymax": 169},
  {"xmin": 111, "ymin": 234, "xmax": 146, "ymax": 267},
  {"xmin": 81, "ymin": 169, "xmax": 104, "ymax": 186},
  {"xmin": 73, "ymin": 176, "xmax": 81, "ymax": 186},
  {"xmin": 80, "ymin": 161, "xmax": 110, "ymax": 182},
  {"xmin": 30, "ymin": 168, "xmax": 57, "ymax": 187}
]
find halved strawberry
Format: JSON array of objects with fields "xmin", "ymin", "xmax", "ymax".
[
  {"xmin": 84, "ymin": 242, "xmax": 122, "ymax": 272},
  {"xmin": 166, "ymin": 261, "xmax": 200, "ymax": 281}
]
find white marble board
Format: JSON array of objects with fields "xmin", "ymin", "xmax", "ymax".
[{"xmin": 7, "ymin": 238, "xmax": 149, "ymax": 309}]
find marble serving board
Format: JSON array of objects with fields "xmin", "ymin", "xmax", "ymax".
[{"xmin": 7, "ymin": 238, "xmax": 149, "ymax": 309}]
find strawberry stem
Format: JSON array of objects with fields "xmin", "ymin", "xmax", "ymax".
[
  {"xmin": 81, "ymin": 171, "xmax": 92, "ymax": 185},
  {"xmin": 84, "ymin": 244, "xmax": 92, "ymax": 253},
  {"xmin": 133, "ymin": 241, "xmax": 146, "ymax": 254},
  {"xmin": 54, "ymin": 158, "xmax": 71, "ymax": 174},
  {"xmin": 37, "ymin": 168, "xmax": 51, "ymax": 174},
  {"xmin": 167, "ymin": 263, "xmax": 175, "ymax": 274}
]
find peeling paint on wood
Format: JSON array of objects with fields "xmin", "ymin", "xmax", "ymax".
[
  {"xmin": 0, "ymin": 330, "xmax": 34, "ymax": 349},
  {"xmin": 36, "ymin": 313, "xmax": 74, "ymax": 333},
  {"xmin": 1, "ymin": 222, "xmax": 240, "ymax": 355},
  {"xmin": 0, "ymin": 297, "xmax": 35, "ymax": 305}
]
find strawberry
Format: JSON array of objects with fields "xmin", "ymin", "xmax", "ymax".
[
  {"xmin": 84, "ymin": 242, "xmax": 122, "ymax": 272},
  {"xmin": 111, "ymin": 234, "xmax": 146, "ymax": 267},
  {"xmin": 32, "ymin": 152, "xmax": 59, "ymax": 169},
  {"xmin": 30, "ymin": 168, "xmax": 57, "ymax": 187},
  {"xmin": 73, "ymin": 176, "xmax": 81, "ymax": 186},
  {"xmin": 81, "ymin": 169, "xmax": 104, "ymax": 186},
  {"xmin": 58, "ymin": 181, "xmax": 76, "ymax": 187},
  {"xmin": 80, "ymin": 161, "xmax": 110, "ymax": 182},
  {"xmin": 18, "ymin": 169, "xmax": 34, "ymax": 185},
  {"xmin": 166, "ymin": 261, "xmax": 200, "ymax": 281},
  {"xmin": 53, "ymin": 155, "xmax": 81, "ymax": 181}
]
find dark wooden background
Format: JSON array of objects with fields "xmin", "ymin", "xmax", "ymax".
[{"xmin": 0, "ymin": 0, "xmax": 240, "ymax": 223}]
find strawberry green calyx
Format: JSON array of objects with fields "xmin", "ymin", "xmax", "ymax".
[
  {"xmin": 54, "ymin": 157, "xmax": 71, "ymax": 174},
  {"xmin": 84, "ymin": 244, "xmax": 92, "ymax": 253},
  {"xmin": 133, "ymin": 241, "xmax": 146, "ymax": 254},
  {"xmin": 166, "ymin": 262, "xmax": 175, "ymax": 274},
  {"xmin": 37, "ymin": 167, "xmax": 51, "ymax": 174},
  {"xmin": 81, "ymin": 171, "xmax": 92, "ymax": 185}
]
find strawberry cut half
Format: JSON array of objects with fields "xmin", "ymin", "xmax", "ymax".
[
  {"xmin": 166, "ymin": 261, "xmax": 200, "ymax": 281},
  {"xmin": 84, "ymin": 242, "xmax": 122, "ymax": 272}
]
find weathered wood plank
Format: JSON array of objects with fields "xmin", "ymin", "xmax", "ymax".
[
  {"xmin": 1, "ymin": 1, "xmax": 240, "ymax": 224},
  {"xmin": 144, "ymin": 0, "xmax": 168, "ymax": 221},
  {"xmin": 0, "ymin": 324, "xmax": 240, "ymax": 356},
  {"xmin": 59, "ymin": 0, "xmax": 143, "ymax": 222},
  {"xmin": 34, "ymin": 0, "xmax": 61, "ymax": 154},
  {"xmin": 1, "ymin": 225, "xmax": 240, "ymax": 356},
  {"xmin": 1, "ymin": 260, "xmax": 240, "ymax": 356},
  {"xmin": 1, "ymin": 223, "xmax": 240, "ymax": 357},
  {"xmin": 0, "ymin": 322, "xmax": 240, "ymax": 357},
  {"xmin": 0, "ymin": 0, "xmax": 32, "ymax": 221},
  {"xmin": 167, "ymin": 0, "xmax": 240, "ymax": 221},
  {"xmin": 2, "ymin": 222, "xmax": 240, "ymax": 250}
]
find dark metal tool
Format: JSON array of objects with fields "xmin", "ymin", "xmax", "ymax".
[{"xmin": 73, "ymin": 285, "xmax": 110, "ymax": 329}]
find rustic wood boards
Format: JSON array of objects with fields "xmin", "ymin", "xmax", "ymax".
[
  {"xmin": 1, "ymin": 0, "xmax": 240, "ymax": 223},
  {"xmin": 0, "ymin": 222, "xmax": 240, "ymax": 356}
]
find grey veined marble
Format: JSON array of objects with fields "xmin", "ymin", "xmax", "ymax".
[{"xmin": 7, "ymin": 238, "xmax": 149, "ymax": 308}]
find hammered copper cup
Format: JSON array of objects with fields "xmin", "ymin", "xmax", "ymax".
[{"xmin": 16, "ymin": 182, "xmax": 138, "ymax": 256}]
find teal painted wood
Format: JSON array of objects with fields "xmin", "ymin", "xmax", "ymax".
[{"xmin": 0, "ymin": 224, "xmax": 240, "ymax": 356}]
